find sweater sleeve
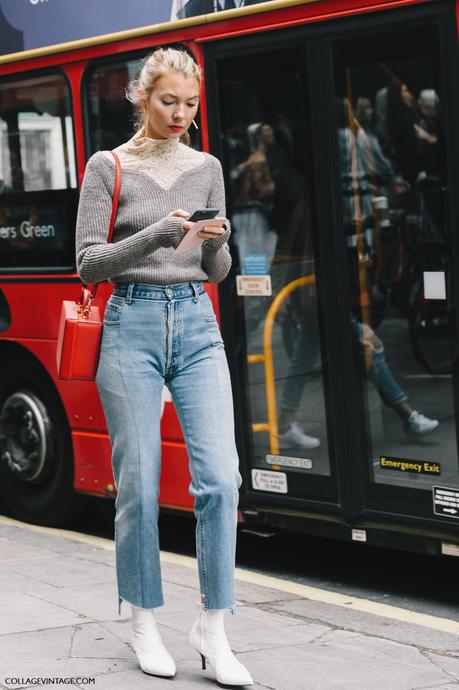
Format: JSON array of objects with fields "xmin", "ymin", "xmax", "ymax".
[
  {"xmin": 75, "ymin": 152, "xmax": 185, "ymax": 284},
  {"xmin": 201, "ymin": 155, "xmax": 232, "ymax": 284}
]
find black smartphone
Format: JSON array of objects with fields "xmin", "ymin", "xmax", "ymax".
[{"xmin": 187, "ymin": 208, "xmax": 220, "ymax": 223}]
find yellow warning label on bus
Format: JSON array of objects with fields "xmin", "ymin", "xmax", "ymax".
[{"xmin": 379, "ymin": 456, "xmax": 441, "ymax": 475}]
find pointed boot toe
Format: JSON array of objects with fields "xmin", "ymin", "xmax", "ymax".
[
  {"xmin": 130, "ymin": 605, "xmax": 176, "ymax": 678},
  {"xmin": 131, "ymin": 629, "xmax": 176, "ymax": 677},
  {"xmin": 189, "ymin": 611, "xmax": 253, "ymax": 686}
]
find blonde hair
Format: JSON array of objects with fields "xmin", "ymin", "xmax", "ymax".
[{"xmin": 126, "ymin": 46, "xmax": 201, "ymax": 147}]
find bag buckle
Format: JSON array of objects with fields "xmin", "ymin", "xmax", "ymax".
[{"xmin": 75, "ymin": 285, "xmax": 96, "ymax": 319}]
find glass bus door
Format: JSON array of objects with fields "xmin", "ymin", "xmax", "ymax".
[
  {"xmin": 329, "ymin": 4, "xmax": 459, "ymax": 524},
  {"xmin": 206, "ymin": 1, "xmax": 459, "ymax": 532},
  {"xmin": 205, "ymin": 36, "xmax": 349, "ymax": 509}
]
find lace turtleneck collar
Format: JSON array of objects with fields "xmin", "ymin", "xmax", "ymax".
[
  {"xmin": 105, "ymin": 126, "xmax": 207, "ymax": 191},
  {"xmin": 122, "ymin": 126, "xmax": 180, "ymax": 158}
]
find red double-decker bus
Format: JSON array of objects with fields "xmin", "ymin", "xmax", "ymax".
[{"xmin": 1, "ymin": 0, "xmax": 459, "ymax": 558}]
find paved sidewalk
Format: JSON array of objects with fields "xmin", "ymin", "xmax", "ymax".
[{"xmin": 1, "ymin": 516, "xmax": 459, "ymax": 690}]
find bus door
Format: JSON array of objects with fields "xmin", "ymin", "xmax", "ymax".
[
  {"xmin": 204, "ymin": 34, "xmax": 351, "ymax": 513},
  {"xmin": 204, "ymin": 0, "xmax": 459, "ymax": 533},
  {"xmin": 327, "ymin": 2, "xmax": 459, "ymax": 527}
]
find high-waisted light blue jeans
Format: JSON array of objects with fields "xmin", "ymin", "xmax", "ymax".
[{"xmin": 95, "ymin": 280, "xmax": 243, "ymax": 617}]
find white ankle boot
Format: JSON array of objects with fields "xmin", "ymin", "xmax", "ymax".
[
  {"xmin": 130, "ymin": 605, "xmax": 176, "ymax": 677},
  {"xmin": 189, "ymin": 608, "xmax": 253, "ymax": 685}
]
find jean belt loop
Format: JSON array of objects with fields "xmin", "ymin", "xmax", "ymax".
[
  {"xmin": 125, "ymin": 282, "xmax": 134, "ymax": 304},
  {"xmin": 191, "ymin": 282, "xmax": 200, "ymax": 303}
]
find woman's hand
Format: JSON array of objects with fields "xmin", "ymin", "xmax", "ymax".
[
  {"xmin": 182, "ymin": 219, "xmax": 227, "ymax": 242},
  {"xmin": 167, "ymin": 209, "xmax": 227, "ymax": 241}
]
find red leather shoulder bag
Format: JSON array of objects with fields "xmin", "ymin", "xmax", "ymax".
[{"xmin": 56, "ymin": 150, "xmax": 121, "ymax": 381}]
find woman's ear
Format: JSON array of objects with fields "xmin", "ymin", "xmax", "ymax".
[{"xmin": 137, "ymin": 86, "xmax": 147, "ymax": 111}]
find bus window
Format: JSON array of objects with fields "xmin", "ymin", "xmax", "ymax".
[
  {"xmin": 215, "ymin": 47, "xmax": 331, "ymax": 476},
  {"xmin": 0, "ymin": 73, "xmax": 76, "ymax": 193},
  {"xmin": 84, "ymin": 51, "xmax": 202, "ymax": 155},
  {"xmin": 333, "ymin": 29, "xmax": 457, "ymax": 488},
  {"xmin": 0, "ymin": 72, "xmax": 78, "ymax": 272}
]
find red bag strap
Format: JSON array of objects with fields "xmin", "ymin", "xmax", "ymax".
[
  {"xmin": 79, "ymin": 150, "xmax": 121, "ymax": 302},
  {"xmin": 107, "ymin": 150, "xmax": 121, "ymax": 244}
]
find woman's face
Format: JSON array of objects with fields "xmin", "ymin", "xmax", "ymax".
[{"xmin": 140, "ymin": 71, "xmax": 200, "ymax": 140}]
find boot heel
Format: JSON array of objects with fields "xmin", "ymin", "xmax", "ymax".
[{"xmin": 200, "ymin": 652, "xmax": 206, "ymax": 670}]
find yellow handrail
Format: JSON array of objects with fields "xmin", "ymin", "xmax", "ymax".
[{"xmin": 247, "ymin": 273, "xmax": 316, "ymax": 455}]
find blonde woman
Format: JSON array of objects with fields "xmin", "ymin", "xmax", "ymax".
[{"xmin": 75, "ymin": 46, "xmax": 253, "ymax": 686}]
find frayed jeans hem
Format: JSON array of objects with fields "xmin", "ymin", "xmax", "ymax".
[
  {"xmin": 196, "ymin": 600, "xmax": 237, "ymax": 616},
  {"xmin": 118, "ymin": 594, "xmax": 165, "ymax": 616}
]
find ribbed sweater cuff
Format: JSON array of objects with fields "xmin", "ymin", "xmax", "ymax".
[
  {"xmin": 144, "ymin": 216, "xmax": 185, "ymax": 247},
  {"xmin": 201, "ymin": 225, "xmax": 231, "ymax": 254}
]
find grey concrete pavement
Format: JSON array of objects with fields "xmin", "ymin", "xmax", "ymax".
[{"xmin": 1, "ymin": 516, "xmax": 459, "ymax": 690}]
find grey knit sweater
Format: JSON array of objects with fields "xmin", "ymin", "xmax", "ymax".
[{"xmin": 75, "ymin": 131, "xmax": 232, "ymax": 285}]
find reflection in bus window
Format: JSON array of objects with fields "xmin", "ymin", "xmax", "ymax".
[
  {"xmin": 217, "ymin": 49, "xmax": 330, "ymax": 475},
  {"xmin": 0, "ymin": 74, "xmax": 76, "ymax": 193},
  {"xmin": 0, "ymin": 72, "xmax": 78, "ymax": 272},
  {"xmin": 334, "ymin": 34, "xmax": 457, "ymax": 489}
]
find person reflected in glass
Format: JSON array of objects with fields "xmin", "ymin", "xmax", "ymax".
[
  {"xmin": 267, "ymin": 122, "xmax": 321, "ymax": 450},
  {"xmin": 386, "ymin": 81, "xmax": 420, "ymax": 185},
  {"xmin": 230, "ymin": 122, "xmax": 278, "ymax": 328},
  {"xmin": 414, "ymin": 88, "xmax": 442, "ymax": 239},
  {"xmin": 337, "ymin": 97, "xmax": 439, "ymax": 437},
  {"xmin": 414, "ymin": 88, "xmax": 439, "ymax": 175},
  {"xmin": 354, "ymin": 96, "xmax": 396, "ymax": 303},
  {"xmin": 352, "ymin": 317, "xmax": 439, "ymax": 435},
  {"xmin": 355, "ymin": 96, "xmax": 394, "ymax": 199}
]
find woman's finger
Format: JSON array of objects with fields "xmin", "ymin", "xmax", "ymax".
[
  {"xmin": 168, "ymin": 209, "xmax": 190, "ymax": 218},
  {"xmin": 198, "ymin": 226, "xmax": 226, "ymax": 239},
  {"xmin": 199, "ymin": 226, "xmax": 225, "ymax": 234}
]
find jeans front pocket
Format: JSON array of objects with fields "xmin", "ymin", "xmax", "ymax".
[
  {"xmin": 103, "ymin": 295, "xmax": 124, "ymax": 326},
  {"xmin": 199, "ymin": 295, "xmax": 224, "ymax": 347}
]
